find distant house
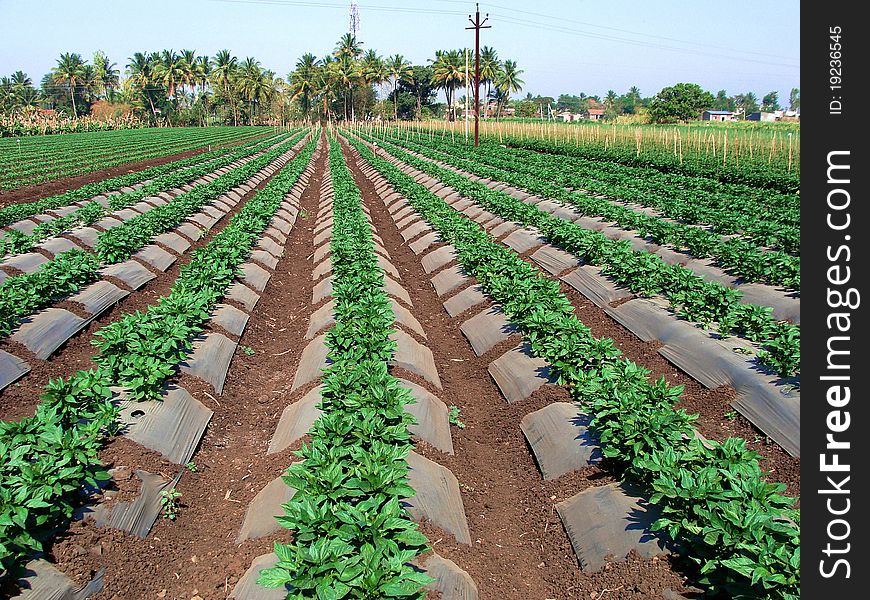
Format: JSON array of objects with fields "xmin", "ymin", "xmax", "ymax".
[
  {"xmin": 558, "ymin": 111, "xmax": 580, "ymax": 122},
  {"xmin": 747, "ymin": 111, "xmax": 777, "ymax": 122},
  {"xmin": 702, "ymin": 110, "xmax": 737, "ymax": 121},
  {"xmin": 584, "ymin": 107, "xmax": 605, "ymax": 121}
]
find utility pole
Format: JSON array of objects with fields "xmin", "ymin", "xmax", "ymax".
[
  {"xmin": 464, "ymin": 48, "xmax": 469, "ymax": 143},
  {"xmin": 466, "ymin": 3, "xmax": 490, "ymax": 147}
]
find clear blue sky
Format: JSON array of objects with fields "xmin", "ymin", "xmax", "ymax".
[{"xmin": 0, "ymin": 0, "xmax": 800, "ymax": 103}]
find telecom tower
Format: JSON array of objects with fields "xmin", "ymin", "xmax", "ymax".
[{"xmin": 349, "ymin": 1, "xmax": 360, "ymax": 40}]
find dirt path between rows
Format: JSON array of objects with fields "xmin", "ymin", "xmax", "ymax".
[
  {"xmin": 0, "ymin": 132, "xmax": 269, "ymax": 210},
  {"xmin": 340, "ymin": 136, "xmax": 692, "ymax": 600},
  {"xmin": 0, "ymin": 145, "xmax": 292, "ymax": 423},
  {"xmin": 46, "ymin": 138, "xmax": 325, "ymax": 600}
]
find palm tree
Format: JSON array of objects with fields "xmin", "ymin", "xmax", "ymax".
[
  {"xmin": 479, "ymin": 46, "xmax": 500, "ymax": 117},
  {"xmin": 333, "ymin": 33, "xmax": 363, "ymax": 60},
  {"xmin": 431, "ymin": 49, "xmax": 464, "ymax": 121},
  {"xmin": 236, "ymin": 57, "xmax": 266, "ymax": 124},
  {"xmin": 494, "ymin": 60, "xmax": 524, "ymax": 117},
  {"xmin": 289, "ymin": 53, "xmax": 321, "ymax": 123},
  {"xmin": 333, "ymin": 34, "xmax": 363, "ymax": 120},
  {"xmin": 155, "ymin": 49, "xmax": 185, "ymax": 102},
  {"xmin": 53, "ymin": 52, "xmax": 86, "ymax": 116},
  {"xmin": 332, "ymin": 55, "xmax": 359, "ymax": 121},
  {"xmin": 211, "ymin": 49, "xmax": 239, "ymax": 125},
  {"xmin": 386, "ymin": 54, "xmax": 412, "ymax": 121},
  {"xmin": 93, "ymin": 52, "xmax": 119, "ymax": 100},
  {"xmin": 126, "ymin": 52, "xmax": 159, "ymax": 120},
  {"xmin": 360, "ymin": 49, "xmax": 387, "ymax": 117},
  {"xmin": 179, "ymin": 49, "xmax": 198, "ymax": 104}
]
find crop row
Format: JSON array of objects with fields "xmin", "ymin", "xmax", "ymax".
[
  {"xmin": 0, "ymin": 130, "xmax": 275, "ymax": 228},
  {"xmin": 0, "ymin": 132, "xmax": 292, "ymax": 257},
  {"xmin": 487, "ymin": 129, "xmax": 799, "ymax": 194},
  {"xmin": 0, "ymin": 131, "xmax": 307, "ymax": 338},
  {"xmin": 346, "ymin": 132, "xmax": 800, "ymax": 599},
  {"xmin": 356, "ymin": 132, "xmax": 800, "ymax": 378},
  {"xmin": 259, "ymin": 132, "xmax": 432, "ymax": 598},
  {"xmin": 389, "ymin": 128, "xmax": 798, "ymax": 256},
  {"xmin": 0, "ymin": 132, "xmax": 317, "ymax": 577},
  {"xmin": 374, "ymin": 129, "xmax": 799, "ymax": 287},
  {"xmin": 0, "ymin": 126, "xmax": 266, "ymax": 190}
]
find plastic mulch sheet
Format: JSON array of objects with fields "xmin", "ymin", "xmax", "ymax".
[
  {"xmin": 100, "ymin": 260, "xmax": 156, "ymax": 290},
  {"xmin": 488, "ymin": 342, "xmax": 556, "ymax": 404},
  {"xmin": 560, "ymin": 266, "xmax": 632, "ymax": 308},
  {"xmin": 460, "ymin": 306, "xmax": 518, "ymax": 357},
  {"xmin": 399, "ymin": 378, "xmax": 454, "ymax": 455},
  {"xmin": 430, "ymin": 265, "xmax": 469, "ymax": 297},
  {"xmin": 10, "ymin": 308, "xmax": 87, "ymax": 360},
  {"xmin": 405, "ymin": 451, "xmax": 471, "ymax": 544},
  {"xmin": 520, "ymin": 402, "xmax": 601, "ymax": 480},
  {"xmin": 556, "ymin": 483, "xmax": 673, "ymax": 573},
  {"xmin": 225, "ymin": 282, "xmax": 260, "ymax": 312},
  {"xmin": 179, "ymin": 332, "xmax": 238, "ymax": 394},
  {"xmin": 117, "ymin": 386, "xmax": 213, "ymax": 465},
  {"xmin": 390, "ymin": 330, "xmax": 442, "ymax": 389},
  {"xmin": 443, "ymin": 285, "xmax": 487, "ymax": 318},
  {"xmin": 421, "ymin": 245, "xmax": 458, "ymax": 274},
  {"xmin": 68, "ymin": 281, "xmax": 129, "ymax": 317},
  {"xmin": 290, "ymin": 335, "xmax": 330, "ymax": 392},
  {"xmin": 235, "ymin": 476, "xmax": 296, "ymax": 543},
  {"xmin": 0, "ymin": 349, "xmax": 30, "ymax": 392}
]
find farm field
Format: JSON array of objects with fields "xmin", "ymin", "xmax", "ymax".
[
  {"xmin": 0, "ymin": 126, "xmax": 270, "ymax": 196},
  {"xmin": 0, "ymin": 125, "xmax": 799, "ymax": 600}
]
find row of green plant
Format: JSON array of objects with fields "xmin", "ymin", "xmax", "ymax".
[
  {"xmin": 388, "ymin": 128, "xmax": 799, "ymax": 256},
  {"xmin": 259, "ymin": 133, "xmax": 432, "ymax": 598},
  {"xmin": 374, "ymin": 130, "xmax": 799, "ymax": 288},
  {"xmin": 0, "ymin": 128, "xmax": 269, "ymax": 227},
  {"xmin": 0, "ymin": 132, "xmax": 291, "ymax": 257},
  {"xmin": 492, "ymin": 130, "xmax": 798, "ymax": 194},
  {"xmin": 0, "ymin": 132, "xmax": 317, "ymax": 580},
  {"xmin": 0, "ymin": 131, "xmax": 306, "ymax": 339},
  {"xmin": 347, "ymin": 133, "xmax": 800, "ymax": 599},
  {"xmin": 0, "ymin": 126, "xmax": 267, "ymax": 190},
  {"xmin": 356, "ymin": 132, "xmax": 800, "ymax": 378}
]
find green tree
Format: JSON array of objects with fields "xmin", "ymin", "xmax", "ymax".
[
  {"xmin": 734, "ymin": 92, "xmax": 760, "ymax": 117},
  {"xmin": 789, "ymin": 87, "xmax": 800, "ymax": 111},
  {"xmin": 210, "ymin": 49, "xmax": 239, "ymax": 125},
  {"xmin": 712, "ymin": 89, "xmax": 736, "ymax": 112},
  {"xmin": 52, "ymin": 52, "xmax": 86, "ymax": 116},
  {"xmin": 762, "ymin": 90, "xmax": 780, "ymax": 112},
  {"xmin": 556, "ymin": 94, "xmax": 582, "ymax": 113},
  {"xmin": 494, "ymin": 59, "xmax": 523, "ymax": 116},
  {"xmin": 93, "ymin": 51, "xmax": 119, "ymax": 101},
  {"xmin": 398, "ymin": 65, "xmax": 436, "ymax": 119},
  {"xmin": 648, "ymin": 82, "xmax": 714, "ymax": 123},
  {"xmin": 386, "ymin": 54, "xmax": 412, "ymax": 120}
]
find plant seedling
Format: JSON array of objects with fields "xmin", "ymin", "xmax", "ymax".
[
  {"xmin": 241, "ymin": 345, "xmax": 255, "ymax": 356},
  {"xmin": 185, "ymin": 462, "xmax": 198, "ymax": 472},
  {"xmin": 160, "ymin": 489, "xmax": 182, "ymax": 520},
  {"xmin": 448, "ymin": 406, "xmax": 466, "ymax": 429}
]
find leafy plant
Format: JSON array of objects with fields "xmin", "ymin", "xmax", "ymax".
[
  {"xmin": 160, "ymin": 488, "xmax": 182, "ymax": 520},
  {"xmin": 447, "ymin": 406, "xmax": 466, "ymax": 429}
]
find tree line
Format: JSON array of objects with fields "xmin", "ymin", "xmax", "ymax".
[
  {"xmin": 0, "ymin": 38, "xmax": 524, "ymax": 126},
  {"xmin": 1, "ymin": 43, "xmax": 797, "ymax": 127}
]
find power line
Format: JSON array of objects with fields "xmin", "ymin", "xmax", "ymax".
[
  {"xmin": 473, "ymin": 2, "xmax": 798, "ymax": 63},
  {"xmin": 205, "ymin": 0, "xmax": 797, "ymax": 69},
  {"xmin": 489, "ymin": 13, "xmax": 799, "ymax": 69}
]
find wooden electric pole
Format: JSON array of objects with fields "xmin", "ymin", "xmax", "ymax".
[{"xmin": 466, "ymin": 3, "xmax": 490, "ymax": 147}]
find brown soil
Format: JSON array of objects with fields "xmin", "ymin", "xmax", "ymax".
[
  {"xmin": 47, "ymin": 137, "xmax": 326, "ymax": 600},
  {"xmin": 339, "ymin": 137, "xmax": 694, "ymax": 599},
  {"xmin": 0, "ymin": 133, "xmax": 267, "ymax": 210},
  {"xmin": 352, "ymin": 134, "xmax": 801, "ymax": 500},
  {"xmin": 0, "ymin": 152, "xmax": 282, "ymax": 423}
]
